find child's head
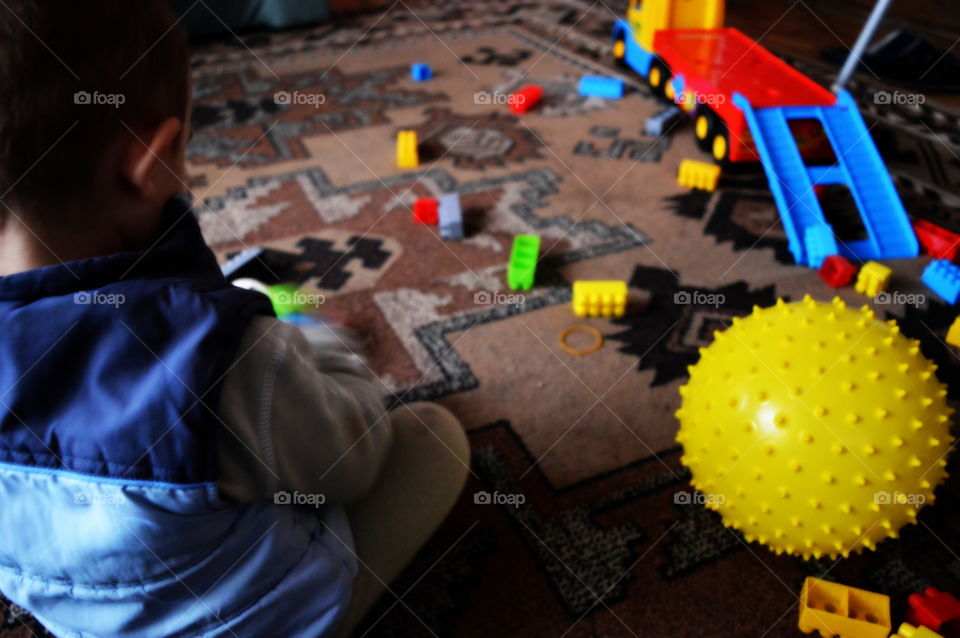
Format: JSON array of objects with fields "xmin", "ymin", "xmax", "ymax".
[{"xmin": 0, "ymin": 0, "xmax": 191, "ymax": 257}]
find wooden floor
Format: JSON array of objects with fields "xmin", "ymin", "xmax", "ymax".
[{"xmin": 725, "ymin": 0, "xmax": 960, "ymax": 109}]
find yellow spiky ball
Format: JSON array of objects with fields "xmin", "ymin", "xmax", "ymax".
[{"xmin": 676, "ymin": 296, "xmax": 954, "ymax": 560}]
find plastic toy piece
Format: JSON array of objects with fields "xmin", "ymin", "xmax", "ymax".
[
  {"xmin": 507, "ymin": 235, "xmax": 540, "ymax": 291},
  {"xmin": 893, "ymin": 623, "xmax": 945, "ymax": 638},
  {"xmin": 734, "ymin": 91, "xmax": 917, "ymax": 267},
  {"xmin": 676, "ymin": 296, "xmax": 954, "ymax": 559},
  {"xmin": 644, "ymin": 104, "xmax": 684, "ymax": 137},
  {"xmin": 577, "ymin": 75, "xmax": 624, "ymax": 99},
  {"xmin": 819, "ymin": 255, "xmax": 858, "ymax": 288},
  {"xmin": 907, "ymin": 587, "xmax": 960, "ymax": 636},
  {"xmin": 510, "ymin": 85, "xmax": 543, "ymax": 115},
  {"xmin": 413, "ymin": 197, "xmax": 438, "ymax": 224},
  {"xmin": 797, "ymin": 577, "xmax": 891, "ymax": 638},
  {"xmin": 854, "ymin": 261, "xmax": 892, "ymax": 297},
  {"xmin": 611, "ymin": 2, "xmax": 918, "ymax": 267},
  {"xmin": 221, "ymin": 247, "xmax": 266, "ymax": 279},
  {"xmin": 947, "ymin": 318, "xmax": 960, "ymax": 348},
  {"xmin": 922, "ymin": 260, "xmax": 960, "ymax": 305},
  {"xmin": 804, "ymin": 226, "xmax": 839, "ymax": 269},
  {"xmin": 396, "ymin": 130, "xmax": 419, "ymax": 169},
  {"xmin": 914, "ymin": 219, "xmax": 960, "ymax": 261},
  {"xmin": 559, "ymin": 325, "xmax": 604, "ymax": 356},
  {"xmin": 572, "ymin": 281, "xmax": 628, "ymax": 318},
  {"xmin": 438, "ymin": 193, "xmax": 463, "ymax": 240},
  {"xmin": 266, "ymin": 284, "xmax": 311, "ymax": 318},
  {"xmin": 410, "ymin": 63, "xmax": 432, "ymax": 82},
  {"xmin": 677, "ymin": 159, "xmax": 721, "ymax": 192}
]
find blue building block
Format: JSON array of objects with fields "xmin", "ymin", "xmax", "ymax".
[
  {"xmin": 922, "ymin": 259, "xmax": 960, "ymax": 304},
  {"xmin": 644, "ymin": 105, "xmax": 683, "ymax": 137},
  {"xmin": 411, "ymin": 63, "xmax": 432, "ymax": 82},
  {"xmin": 578, "ymin": 75, "xmax": 624, "ymax": 99},
  {"xmin": 438, "ymin": 193, "xmax": 463, "ymax": 240}
]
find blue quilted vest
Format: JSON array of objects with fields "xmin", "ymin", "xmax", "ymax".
[{"xmin": 0, "ymin": 196, "xmax": 357, "ymax": 637}]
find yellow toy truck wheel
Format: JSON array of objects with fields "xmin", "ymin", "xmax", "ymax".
[
  {"xmin": 649, "ymin": 66, "xmax": 662, "ymax": 88},
  {"xmin": 612, "ymin": 39, "xmax": 626, "ymax": 61},
  {"xmin": 676, "ymin": 296, "xmax": 954, "ymax": 560},
  {"xmin": 694, "ymin": 109, "xmax": 717, "ymax": 153},
  {"xmin": 711, "ymin": 132, "xmax": 728, "ymax": 163}
]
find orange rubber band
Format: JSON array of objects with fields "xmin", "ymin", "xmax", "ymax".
[{"xmin": 559, "ymin": 325, "xmax": 604, "ymax": 356}]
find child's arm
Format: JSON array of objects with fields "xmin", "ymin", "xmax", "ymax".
[{"xmin": 216, "ymin": 316, "xmax": 393, "ymax": 505}]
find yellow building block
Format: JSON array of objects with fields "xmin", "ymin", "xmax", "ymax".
[
  {"xmin": 677, "ymin": 159, "xmax": 721, "ymax": 192},
  {"xmin": 854, "ymin": 260, "xmax": 892, "ymax": 297},
  {"xmin": 396, "ymin": 130, "xmax": 418, "ymax": 169},
  {"xmin": 891, "ymin": 623, "xmax": 944, "ymax": 638},
  {"xmin": 948, "ymin": 317, "xmax": 960, "ymax": 347},
  {"xmin": 798, "ymin": 577, "xmax": 891, "ymax": 638},
  {"xmin": 572, "ymin": 281, "xmax": 627, "ymax": 317}
]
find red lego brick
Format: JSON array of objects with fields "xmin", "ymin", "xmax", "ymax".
[
  {"xmin": 818, "ymin": 255, "xmax": 858, "ymax": 288},
  {"xmin": 907, "ymin": 587, "xmax": 960, "ymax": 637},
  {"xmin": 510, "ymin": 85, "xmax": 543, "ymax": 115},
  {"xmin": 413, "ymin": 198, "xmax": 438, "ymax": 224},
  {"xmin": 913, "ymin": 219, "xmax": 960, "ymax": 261}
]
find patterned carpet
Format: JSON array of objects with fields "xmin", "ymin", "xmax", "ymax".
[{"xmin": 4, "ymin": 1, "xmax": 960, "ymax": 636}]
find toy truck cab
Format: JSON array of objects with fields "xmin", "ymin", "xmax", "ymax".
[{"xmin": 613, "ymin": 0, "xmax": 723, "ymax": 87}]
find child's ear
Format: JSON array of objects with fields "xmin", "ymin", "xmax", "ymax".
[{"xmin": 121, "ymin": 117, "xmax": 183, "ymax": 198}]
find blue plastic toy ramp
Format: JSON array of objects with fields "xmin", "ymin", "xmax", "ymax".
[
  {"xmin": 733, "ymin": 93, "xmax": 837, "ymax": 267},
  {"xmin": 733, "ymin": 90, "xmax": 918, "ymax": 267},
  {"xmin": 817, "ymin": 90, "xmax": 918, "ymax": 260}
]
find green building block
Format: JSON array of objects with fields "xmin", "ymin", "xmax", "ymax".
[
  {"xmin": 507, "ymin": 235, "xmax": 540, "ymax": 291},
  {"xmin": 266, "ymin": 284, "xmax": 309, "ymax": 318}
]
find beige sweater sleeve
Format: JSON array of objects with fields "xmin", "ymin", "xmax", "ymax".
[{"xmin": 216, "ymin": 315, "xmax": 393, "ymax": 505}]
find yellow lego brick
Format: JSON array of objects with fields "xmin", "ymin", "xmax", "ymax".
[
  {"xmin": 572, "ymin": 281, "xmax": 627, "ymax": 317},
  {"xmin": 855, "ymin": 260, "xmax": 892, "ymax": 297},
  {"xmin": 948, "ymin": 317, "xmax": 960, "ymax": 347},
  {"xmin": 677, "ymin": 159, "xmax": 721, "ymax": 192},
  {"xmin": 892, "ymin": 623, "xmax": 943, "ymax": 638},
  {"xmin": 798, "ymin": 577, "xmax": 891, "ymax": 638},
  {"xmin": 396, "ymin": 130, "xmax": 419, "ymax": 169}
]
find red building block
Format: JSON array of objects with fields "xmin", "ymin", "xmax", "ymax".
[
  {"xmin": 914, "ymin": 219, "xmax": 960, "ymax": 261},
  {"xmin": 510, "ymin": 85, "xmax": 543, "ymax": 115},
  {"xmin": 907, "ymin": 587, "xmax": 960, "ymax": 637},
  {"xmin": 818, "ymin": 255, "xmax": 858, "ymax": 288},
  {"xmin": 413, "ymin": 198, "xmax": 438, "ymax": 224}
]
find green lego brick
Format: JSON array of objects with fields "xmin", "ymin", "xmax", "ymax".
[
  {"xmin": 266, "ymin": 284, "xmax": 309, "ymax": 318},
  {"xmin": 507, "ymin": 234, "xmax": 540, "ymax": 291}
]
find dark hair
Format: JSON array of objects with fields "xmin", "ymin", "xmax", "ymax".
[{"xmin": 0, "ymin": 0, "xmax": 189, "ymax": 218}]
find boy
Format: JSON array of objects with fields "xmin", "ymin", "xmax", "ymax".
[{"xmin": 0, "ymin": 2, "xmax": 469, "ymax": 636}]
